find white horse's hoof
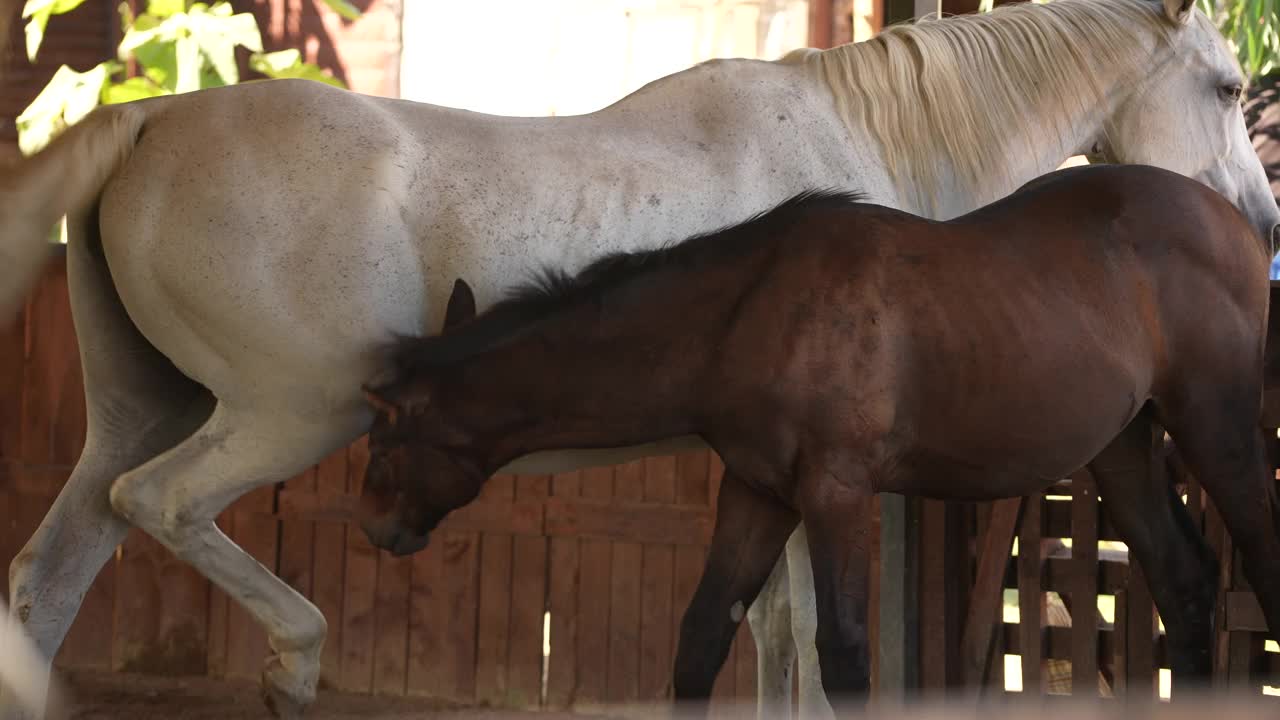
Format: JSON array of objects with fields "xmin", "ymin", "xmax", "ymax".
[{"xmin": 260, "ymin": 653, "xmax": 317, "ymax": 719}]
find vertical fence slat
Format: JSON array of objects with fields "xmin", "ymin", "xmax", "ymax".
[
  {"xmin": 312, "ymin": 448, "xmax": 349, "ymax": 689},
  {"xmin": 960, "ymin": 497, "xmax": 1021, "ymax": 689},
  {"xmin": 1070, "ymin": 471, "xmax": 1098, "ymax": 697},
  {"xmin": 919, "ymin": 499, "xmax": 948, "ymax": 692},
  {"xmin": 608, "ymin": 460, "xmax": 644, "ymax": 705},
  {"xmin": 546, "ymin": 470, "xmax": 582, "ymax": 709},
  {"xmin": 441, "ymin": 527, "xmax": 480, "ymax": 704},
  {"xmin": 576, "ymin": 465, "xmax": 615, "ymax": 709},
  {"xmin": 406, "ymin": 525, "xmax": 444, "ymax": 697},
  {"xmin": 340, "ymin": 438, "xmax": 377, "ymax": 693},
  {"xmin": 1019, "ymin": 491, "xmax": 1044, "ymax": 695},
  {"xmin": 373, "ymin": 548, "xmax": 412, "ymax": 695},
  {"xmin": 507, "ymin": 474, "xmax": 550, "ymax": 708},
  {"xmin": 475, "ymin": 475, "xmax": 515, "ymax": 705},
  {"xmin": 0, "ymin": 281, "xmax": 27, "ymax": 461},
  {"xmin": 640, "ymin": 456, "xmax": 677, "ymax": 702}
]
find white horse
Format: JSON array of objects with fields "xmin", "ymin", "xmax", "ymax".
[{"xmin": 1, "ymin": 0, "xmax": 1276, "ymax": 717}]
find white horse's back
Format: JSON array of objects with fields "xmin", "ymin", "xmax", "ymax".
[{"xmin": 96, "ymin": 68, "xmax": 857, "ymax": 419}]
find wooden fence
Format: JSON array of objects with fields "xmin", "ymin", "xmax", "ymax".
[
  {"xmin": 916, "ymin": 464, "xmax": 1280, "ymax": 698},
  {"xmin": 3, "ymin": 255, "xmax": 1279, "ymax": 711}
]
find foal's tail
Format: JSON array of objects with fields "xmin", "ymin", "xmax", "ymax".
[
  {"xmin": 1, "ymin": 104, "xmax": 146, "ymax": 316},
  {"xmin": 0, "ymin": 598, "xmax": 66, "ymax": 718}
]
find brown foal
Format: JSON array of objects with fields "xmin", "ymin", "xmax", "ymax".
[{"xmin": 358, "ymin": 164, "xmax": 1277, "ymax": 711}]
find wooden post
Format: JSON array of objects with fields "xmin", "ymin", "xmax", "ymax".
[{"xmin": 877, "ymin": 493, "xmax": 916, "ymax": 698}]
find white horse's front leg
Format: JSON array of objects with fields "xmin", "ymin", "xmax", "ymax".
[
  {"xmin": 748, "ymin": 548, "xmax": 794, "ymax": 720},
  {"xmin": 107, "ymin": 404, "xmax": 357, "ymax": 719},
  {"xmin": 786, "ymin": 527, "xmax": 834, "ymax": 720}
]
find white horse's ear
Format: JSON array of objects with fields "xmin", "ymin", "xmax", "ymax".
[{"xmin": 1161, "ymin": 0, "xmax": 1193, "ymax": 25}]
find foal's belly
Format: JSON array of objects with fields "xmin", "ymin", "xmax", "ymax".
[{"xmin": 879, "ymin": 366, "xmax": 1150, "ymax": 500}]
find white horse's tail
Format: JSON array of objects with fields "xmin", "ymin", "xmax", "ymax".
[
  {"xmin": 0, "ymin": 598, "xmax": 65, "ymax": 718},
  {"xmin": 0, "ymin": 103, "xmax": 146, "ymax": 316}
]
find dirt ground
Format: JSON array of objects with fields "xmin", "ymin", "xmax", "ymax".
[{"xmin": 59, "ymin": 670, "xmax": 618, "ymax": 720}]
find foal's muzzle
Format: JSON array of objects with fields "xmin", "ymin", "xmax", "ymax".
[{"xmin": 359, "ymin": 512, "xmax": 431, "ymax": 557}]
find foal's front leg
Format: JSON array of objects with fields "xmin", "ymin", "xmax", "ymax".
[
  {"xmin": 673, "ymin": 470, "xmax": 799, "ymax": 715},
  {"xmin": 795, "ymin": 465, "xmax": 874, "ymax": 712}
]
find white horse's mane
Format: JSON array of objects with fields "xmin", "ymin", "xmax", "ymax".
[{"xmin": 805, "ymin": 0, "xmax": 1177, "ymax": 212}]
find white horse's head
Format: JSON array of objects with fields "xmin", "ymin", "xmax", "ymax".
[
  {"xmin": 1099, "ymin": 0, "xmax": 1279, "ymax": 248},
  {"xmin": 814, "ymin": 0, "xmax": 1280, "ymax": 248}
]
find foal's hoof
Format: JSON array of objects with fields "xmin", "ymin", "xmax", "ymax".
[{"xmin": 260, "ymin": 655, "xmax": 316, "ymax": 719}]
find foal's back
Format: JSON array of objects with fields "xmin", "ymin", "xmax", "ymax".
[{"xmin": 722, "ymin": 165, "xmax": 1269, "ymax": 500}]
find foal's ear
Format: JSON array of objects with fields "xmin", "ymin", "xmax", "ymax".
[
  {"xmin": 1161, "ymin": 0, "xmax": 1193, "ymax": 24},
  {"xmin": 362, "ymin": 384, "xmax": 403, "ymax": 425},
  {"xmin": 443, "ymin": 279, "xmax": 477, "ymax": 331}
]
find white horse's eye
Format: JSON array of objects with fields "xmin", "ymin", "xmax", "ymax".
[{"xmin": 1221, "ymin": 84, "xmax": 1243, "ymax": 103}]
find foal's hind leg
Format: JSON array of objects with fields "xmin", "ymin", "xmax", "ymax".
[
  {"xmin": 1088, "ymin": 412, "xmax": 1217, "ymax": 696},
  {"xmin": 795, "ymin": 464, "xmax": 874, "ymax": 713},
  {"xmin": 107, "ymin": 402, "xmax": 363, "ymax": 718},
  {"xmin": 673, "ymin": 471, "xmax": 799, "ymax": 716}
]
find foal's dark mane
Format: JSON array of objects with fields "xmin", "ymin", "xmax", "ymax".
[{"xmin": 394, "ymin": 188, "xmax": 868, "ymax": 372}]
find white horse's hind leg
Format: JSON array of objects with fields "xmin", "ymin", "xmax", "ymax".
[
  {"xmin": 748, "ymin": 551, "xmax": 794, "ymax": 720},
  {"xmin": 785, "ymin": 528, "xmax": 833, "ymax": 720},
  {"xmin": 107, "ymin": 403, "xmax": 360, "ymax": 719},
  {"xmin": 3, "ymin": 221, "xmax": 212, "ymax": 720}
]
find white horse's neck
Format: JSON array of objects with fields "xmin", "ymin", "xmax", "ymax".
[{"xmin": 808, "ymin": 0, "xmax": 1173, "ymax": 219}]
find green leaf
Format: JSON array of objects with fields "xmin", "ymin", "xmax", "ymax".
[
  {"xmin": 24, "ymin": 5, "xmax": 52, "ymax": 62},
  {"xmin": 146, "ymin": 0, "xmax": 185, "ymax": 18},
  {"xmin": 23, "ymin": 0, "xmax": 87, "ymax": 20},
  {"xmin": 15, "ymin": 62, "xmax": 110, "ymax": 155},
  {"xmin": 199, "ymin": 63, "xmax": 226, "ymax": 88},
  {"xmin": 118, "ymin": 13, "xmax": 180, "ymax": 58},
  {"xmin": 23, "ymin": 0, "xmax": 96, "ymax": 57},
  {"xmin": 185, "ymin": 3, "xmax": 262, "ymax": 85},
  {"xmin": 135, "ymin": 39, "xmax": 178, "ymax": 90},
  {"xmin": 102, "ymin": 76, "xmax": 170, "ymax": 103},
  {"xmin": 249, "ymin": 48, "xmax": 300, "ymax": 74},
  {"xmin": 249, "ymin": 49, "xmax": 346, "ymax": 88},
  {"xmin": 319, "ymin": 0, "xmax": 360, "ymax": 20}
]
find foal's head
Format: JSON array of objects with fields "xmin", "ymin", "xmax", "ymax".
[{"xmin": 359, "ymin": 279, "xmax": 486, "ymax": 556}]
